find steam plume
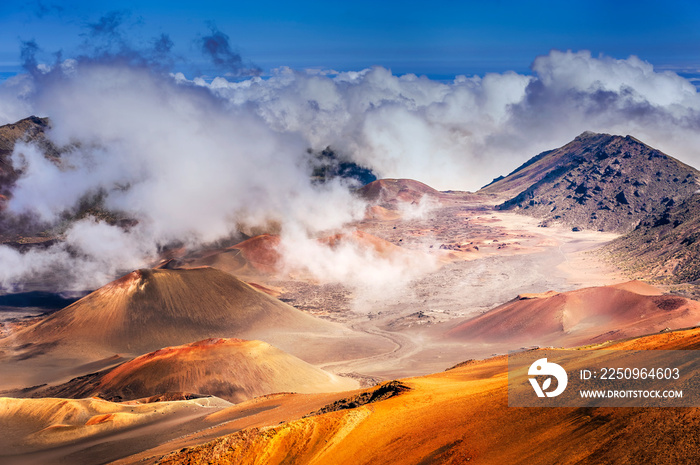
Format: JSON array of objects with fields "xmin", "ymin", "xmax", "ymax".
[{"xmin": 2, "ymin": 43, "xmax": 700, "ymax": 293}]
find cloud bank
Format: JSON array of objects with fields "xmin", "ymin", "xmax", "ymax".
[
  {"xmin": 196, "ymin": 50, "xmax": 700, "ymax": 190},
  {"xmin": 0, "ymin": 60, "xmax": 366, "ymax": 290},
  {"xmin": 2, "ymin": 47, "xmax": 700, "ymax": 292}
]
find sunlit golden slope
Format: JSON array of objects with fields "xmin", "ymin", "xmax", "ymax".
[
  {"xmin": 43, "ymin": 338, "xmax": 357, "ymax": 402},
  {"xmin": 448, "ymin": 281, "xmax": 700, "ymax": 347},
  {"xmin": 0, "ymin": 390, "xmax": 360, "ymax": 465},
  {"xmin": 185, "ymin": 230, "xmax": 415, "ymax": 279},
  {"xmin": 160, "ymin": 327, "xmax": 700, "ymax": 465},
  {"xmin": 5, "ymin": 267, "xmax": 389, "ymax": 363},
  {"xmin": 0, "ymin": 396, "xmax": 230, "ymax": 457},
  {"xmin": 185, "ymin": 234, "xmax": 282, "ymax": 277}
]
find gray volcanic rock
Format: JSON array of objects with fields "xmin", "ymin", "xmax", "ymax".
[
  {"xmin": 357, "ymin": 178, "xmax": 443, "ymax": 207},
  {"xmin": 480, "ymin": 132, "xmax": 700, "ymax": 232},
  {"xmin": 0, "ymin": 116, "xmax": 52, "ymax": 200},
  {"xmin": 605, "ymin": 194, "xmax": 700, "ymax": 284}
]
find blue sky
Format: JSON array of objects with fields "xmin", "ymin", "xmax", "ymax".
[{"xmin": 1, "ymin": 0, "xmax": 699, "ymax": 80}]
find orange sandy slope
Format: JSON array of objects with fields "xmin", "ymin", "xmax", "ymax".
[
  {"xmin": 185, "ymin": 234, "xmax": 282, "ymax": 276},
  {"xmin": 160, "ymin": 327, "xmax": 700, "ymax": 465},
  {"xmin": 0, "ymin": 395, "xmax": 231, "ymax": 457},
  {"xmin": 6, "ymin": 267, "xmax": 383, "ymax": 358},
  {"xmin": 357, "ymin": 178, "xmax": 443, "ymax": 204},
  {"xmin": 0, "ymin": 390, "xmax": 367, "ymax": 464},
  {"xmin": 74, "ymin": 338, "xmax": 357, "ymax": 402},
  {"xmin": 447, "ymin": 281, "xmax": 700, "ymax": 347},
  {"xmin": 0, "ymin": 267, "xmax": 391, "ymax": 391},
  {"xmin": 184, "ymin": 230, "xmax": 421, "ymax": 279}
]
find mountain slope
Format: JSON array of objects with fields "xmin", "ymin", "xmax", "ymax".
[
  {"xmin": 184, "ymin": 230, "xmax": 416, "ymax": 280},
  {"xmin": 357, "ymin": 178, "xmax": 442, "ymax": 206},
  {"xmin": 0, "ymin": 116, "xmax": 52, "ymax": 200},
  {"xmin": 0, "ymin": 396, "xmax": 232, "ymax": 458},
  {"xmin": 446, "ymin": 281, "xmax": 700, "ymax": 346},
  {"xmin": 604, "ymin": 193, "xmax": 700, "ymax": 284},
  {"xmin": 159, "ymin": 326, "xmax": 700, "ymax": 465},
  {"xmin": 38, "ymin": 338, "xmax": 357, "ymax": 402},
  {"xmin": 2, "ymin": 268, "xmax": 391, "ymax": 369},
  {"xmin": 184, "ymin": 234, "xmax": 282, "ymax": 278},
  {"xmin": 480, "ymin": 132, "xmax": 700, "ymax": 232}
]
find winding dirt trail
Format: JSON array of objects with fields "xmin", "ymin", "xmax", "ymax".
[{"xmin": 315, "ymin": 207, "xmax": 626, "ymax": 380}]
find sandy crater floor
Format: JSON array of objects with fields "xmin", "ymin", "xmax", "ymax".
[{"xmin": 271, "ymin": 195, "xmax": 624, "ymax": 379}]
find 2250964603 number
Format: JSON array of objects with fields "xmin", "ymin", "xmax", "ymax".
[{"xmin": 599, "ymin": 367, "xmax": 680, "ymax": 380}]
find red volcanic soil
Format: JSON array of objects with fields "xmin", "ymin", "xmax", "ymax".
[
  {"xmin": 160, "ymin": 327, "xmax": 700, "ymax": 465},
  {"xmin": 357, "ymin": 178, "xmax": 442, "ymax": 205},
  {"xmin": 228, "ymin": 234, "xmax": 282, "ymax": 273},
  {"xmin": 5, "ymin": 328, "xmax": 700, "ymax": 464},
  {"xmin": 609, "ymin": 280, "xmax": 664, "ymax": 296},
  {"xmin": 447, "ymin": 281, "xmax": 700, "ymax": 346},
  {"xmin": 320, "ymin": 230, "xmax": 404, "ymax": 260},
  {"xmin": 186, "ymin": 230, "xmax": 413, "ymax": 280},
  {"xmin": 245, "ymin": 281, "xmax": 282, "ymax": 297},
  {"xmin": 364, "ymin": 205, "xmax": 401, "ymax": 221},
  {"xmin": 6, "ymin": 267, "xmax": 389, "ymax": 363},
  {"xmin": 54, "ymin": 338, "xmax": 357, "ymax": 403},
  {"xmin": 183, "ymin": 234, "xmax": 282, "ymax": 276}
]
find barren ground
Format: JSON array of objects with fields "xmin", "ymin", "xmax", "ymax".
[
  {"xmin": 0, "ymin": 193, "xmax": 675, "ymax": 465},
  {"xmin": 269, "ymin": 194, "xmax": 625, "ymax": 378}
]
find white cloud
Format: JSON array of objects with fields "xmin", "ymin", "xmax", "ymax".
[
  {"xmin": 0, "ymin": 74, "xmax": 34, "ymax": 125},
  {"xmin": 198, "ymin": 51, "xmax": 700, "ymax": 190},
  {"xmin": 0, "ymin": 60, "xmax": 368, "ymax": 289},
  {"xmin": 4, "ymin": 49, "xmax": 700, "ymax": 290}
]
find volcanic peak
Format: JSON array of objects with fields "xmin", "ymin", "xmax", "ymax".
[{"xmin": 480, "ymin": 132, "xmax": 700, "ymax": 232}]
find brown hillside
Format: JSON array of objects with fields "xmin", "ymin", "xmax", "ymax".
[
  {"xmin": 39, "ymin": 338, "xmax": 357, "ymax": 403},
  {"xmin": 159, "ymin": 326, "xmax": 700, "ymax": 465},
  {"xmin": 480, "ymin": 132, "xmax": 700, "ymax": 232},
  {"xmin": 447, "ymin": 281, "xmax": 700, "ymax": 347},
  {"xmin": 186, "ymin": 230, "xmax": 412, "ymax": 279},
  {"xmin": 4, "ymin": 267, "xmax": 390, "ymax": 365},
  {"xmin": 357, "ymin": 178, "xmax": 442, "ymax": 206},
  {"xmin": 185, "ymin": 234, "xmax": 282, "ymax": 276},
  {"xmin": 604, "ymin": 193, "xmax": 700, "ymax": 284},
  {"xmin": 320, "ymin": 230, "xmax": 405, "ymax": 260},
  {"xmin": 0, "ymin": 116, "xmax": 52, "ymax": 200}
]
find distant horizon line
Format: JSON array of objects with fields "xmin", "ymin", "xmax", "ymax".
[{"xmin": 2, "ymin": 66, "xmax": 700, "ymax": 90}]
